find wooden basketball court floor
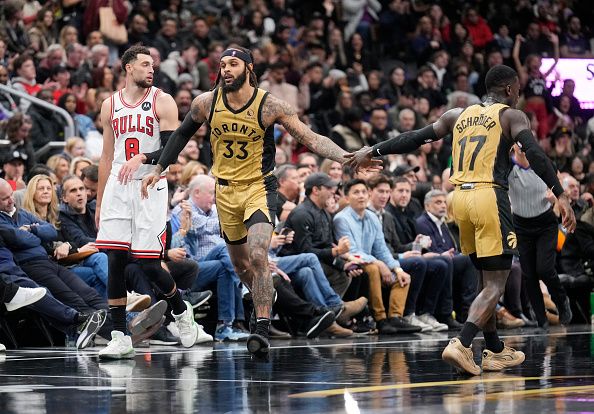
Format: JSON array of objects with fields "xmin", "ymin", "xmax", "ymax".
[{"xmin": 0, "ymin": 325, "xmax": 593, "ymax": 413}]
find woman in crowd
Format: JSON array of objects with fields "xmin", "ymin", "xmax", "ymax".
[{"xmin": 22, "ymin": 175, "xmax": 108, "ymax": 298}]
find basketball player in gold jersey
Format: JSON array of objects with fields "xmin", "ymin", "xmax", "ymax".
[
  {"xmin": 346, "ymin": 65, "xmax": 576, "ymax": 375},
  {"xmin": 141, "ymin": 46, "xmax": 381, "ymax": 358}
]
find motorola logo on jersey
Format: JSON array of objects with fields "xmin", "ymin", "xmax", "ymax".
[
  {"xmin": 112, "ymin": 113, "xmax": 155, "ymax": 139},
  {"xmin": 142, "ymin": 102, "xmax": 152, "ymax": 111}
]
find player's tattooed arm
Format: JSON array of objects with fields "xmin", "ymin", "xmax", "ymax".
[
  {"xmin": 189, "ymin": 91, "xmax": 214, "ymax": 124},
  {"xmin": 261, "ymin": 94, "xmax": 348, "ymax": 163}
]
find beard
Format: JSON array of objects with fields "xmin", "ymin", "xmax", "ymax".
[
  {"xmin": 222, "ymin": 71, "xmax": 247, "ymax": 92},
  {"xmin": 135, "ymin": 77, "xmax": 153, "ymax": 88}
]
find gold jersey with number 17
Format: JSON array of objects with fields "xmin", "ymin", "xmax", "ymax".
[
  {"xmin": 208, "ymin": 87, "xmax": 276, "ymax": 182},
  {"xmin": 450, "ymin": 103, "xmax": 514, "ymax": 188}
]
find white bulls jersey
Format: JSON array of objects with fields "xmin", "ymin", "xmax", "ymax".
[{"xmin": 109, "ymin": 86, "xmax": 161, "ymax": 179}]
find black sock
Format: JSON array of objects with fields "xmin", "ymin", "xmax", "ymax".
[
  {"xmin": 459, "ymin": 322, "xmax": 480, "ymax": 347},
  {"xmin": 484, "ymin": 331, "xmax": 504, "ymax": 353},
  {"xmin": 110, "ymin": 305, "xmax": 127, "ymax": 334},
  {"xmin": 166, "ymin": 290, "xmax": 187, "ymax": 315}
]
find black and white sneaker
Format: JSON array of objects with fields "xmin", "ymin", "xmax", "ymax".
[
  {"xmin": 306, "ymin": 310, "xmax": 335, "ymax": 339},
  {"xmin": 247, "ymin": 319, "xmax": 270, "ymax": 360},
  {"xmin": 76, "ymin": 309, "xmax": 107, "ymax": 349}
]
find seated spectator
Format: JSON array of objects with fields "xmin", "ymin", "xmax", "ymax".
[
  {"xmin": 414, "ymin": 66, "xmax": 447, "ymax": 112},
  {"xmin": 386, "ymin": 177, "xmax": 456, "ymax": 329},
  {"xmin": 274, "ymin": 165, "xmax": 299, "ymax": 223},
  {"xmin": 58, "ymin": 93, "xmax": 95, "ymax": 139},
  {"xmin": 0, "ymin": 227, "xmax": 106, "ymax": 349},
  {"xmin": 63, "ymin": 137, "xmax": 86, "ymax": 161},
  {"xmin": 80, "ymin": 164, "xmax": 98, "ymax": 201},
  {"xmin": 69, "ymin": 157, "xmax": 93, "ymax": 177},
  {"xmin": 46, "ymin": 154, "xmax": 70, "ymax": 192},
  {"xmin": 11, "ymin": 54, "xmax": 41, "ymax": 113},
  {"xmin": 260, "ymin": 62, "xmax": 301, "ymax": 115},
  {"xmin": 280, "ymin": 173, "xmax": 354, "ymax": 298},
  {"xmin": 3, "ymin": 113, "xmax": 36, "ymax": 172},
  {"xmin": 415, "ymin": 190, "xmax": 478, "ymax": 324},
  {"xmin": 297, "ymin": 153, "xmax": 320, "ymax": 173},
  {"xmin": 368, "ymin": 107, "xmax": 399, "ymax": 146},
  {"xmin": 367, "ymin": 174, "xmax": 449, "ymax": 332},
  {"xmin": 271, "ymin": 229, "xmax": 368, "ymax": 337},
  {"xmin": 320, "ymin": 159, "xmax": 344, "ymax": 183},
  {"xmin": 27, "ymin": 88, "xmax": 66, "ymax": 153},
  {"xmin": 330, "ymin": 108, "xmax": 370, "ymax": 152},
  {"xmin": 334, "ymin": 179, "xmax": 420, "ymax": 335},
  {"xmin": 560, "ymin": 16, "xmax": 593, "ymax": 58},
  {"xmin": 170, "ymin": 175, "xmax": 247, "ymax": 342},
  {"xmin": 0, "ymin": 178, "xmax": 123, "ymax": 343},
  {"xmin": 559, "ymin": 181, "xmax": 594, "ymax": 277},
  {"xmin": 462, "ymin": 7, "xmax": 493, "ymax": 51},
  {"xmin": 1, "ymin": 151, "xmax": 28, "ymax": 191},
  {"xmin": 23, "ymin": 175, "xmax": 108, "ymax": 298}
]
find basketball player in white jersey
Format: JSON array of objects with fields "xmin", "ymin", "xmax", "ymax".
[{"xmin": 95, "ymin": 46, "xmax": 208, "ymax": 359}]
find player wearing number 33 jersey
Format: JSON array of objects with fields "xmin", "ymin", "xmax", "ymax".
[{"xmin": 207, "ymin": 86, "xmax": 276, "ymax": 243}]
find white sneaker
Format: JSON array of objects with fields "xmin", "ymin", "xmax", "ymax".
[
  {"xmin": 0, "ymin": 343, "xmax": 5, "ymax": 352},
  {"xmin": 5, "ymin": 287, "xmax": 47, "ymax": 311},
  {"xmin": 417, "ymin": 313, "xmax": 449, "ymax": 332},
  {"xmin": 195, "ymin": 324, "xmax": 213, "ymax": 344},
  {"xmin": 98, "ymin": 331, "xmax": 135, "ymax": 359},
  {"xmin": 173, "ymin": 301, "xmax": 198, "ymax": 348},
  {"xmin": 404, "ymin": 313, "xmax": 433, "ymax": 332},
  {"xmin": 167, "ymin": 321, "xmax": 212, "ymax": 345},
  {"xmin": 126, "ymin": 291, "xmax": 151, "ymax": 312}
]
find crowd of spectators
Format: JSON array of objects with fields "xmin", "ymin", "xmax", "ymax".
[{"xmin": 1, "ymin": 0, "xmax": 594, "ymax": 348}]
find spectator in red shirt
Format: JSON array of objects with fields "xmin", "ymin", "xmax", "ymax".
[{"xmin": 463, "ymin": 7, "xmax": 493, "ymax": 51}]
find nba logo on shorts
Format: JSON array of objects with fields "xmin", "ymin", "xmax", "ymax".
[{"xmin": 142, "ymin": 102, "xmax": 152, "ymax": 111}]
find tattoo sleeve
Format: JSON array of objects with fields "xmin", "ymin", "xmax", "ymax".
[
  {"xmin": 247, "ymin": 223, "xmax": 274, "ymax": 318},
  {"xmin": 264, "ymin": 96, "xmax": 347, "ymax": 163}
]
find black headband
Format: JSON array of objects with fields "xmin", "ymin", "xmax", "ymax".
[{"xmin": 221, "ymin": 48, "xmax": 252, "ymax": 64}]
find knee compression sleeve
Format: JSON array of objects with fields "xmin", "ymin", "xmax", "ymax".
[{"xmin": 107, "ymin": 250, "xmax": 128, "ymax": 300}]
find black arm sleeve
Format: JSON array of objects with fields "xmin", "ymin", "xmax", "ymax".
[
  {"xmin": 143, "ymin": 130, "xmax": 173, "ymax": 165},
  {"xmin": 371, "ymin": 124, "xmax": 437, "ymax": 157},
  {"xmin": 156, "ymin": 113, "xmax": 202, "ymax": 170},
  {"xmin": 515, "ymin": 129, "xmax": 564, "ymax": 197}
]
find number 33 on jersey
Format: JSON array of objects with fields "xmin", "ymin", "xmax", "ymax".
[
  {"xmin": 208, "ymin": 87, "xmax": 275, "ymax": 182},
  {"xmin": 450, "ymin": 103, "xmax": 514, "ymax": 188},
  {"xmin": 109, "ymin": 87, "xmax": 161, "ymax": 180}
]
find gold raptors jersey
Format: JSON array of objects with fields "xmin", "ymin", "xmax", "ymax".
[
  {"xmin": 208, "ymin": 87, "xmax": 275, "ymax": 181},
  {"xmin": 450, "ymin": 103, "xmax": 513, "ymax": 188}
]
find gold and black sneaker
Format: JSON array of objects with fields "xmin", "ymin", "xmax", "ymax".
[{"xmin": 442, "ymin": 338, "xmax": 481, "ymax": 376}]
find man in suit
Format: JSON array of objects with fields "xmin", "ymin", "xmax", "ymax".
[{"xmin": 415, "ymin": 190, "xmax": 478, "ymax": 323}]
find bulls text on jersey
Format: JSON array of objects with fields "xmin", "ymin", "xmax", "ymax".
[{"xmin": 112, "ymin": 113, "xmax": 155, "ymax": 139}]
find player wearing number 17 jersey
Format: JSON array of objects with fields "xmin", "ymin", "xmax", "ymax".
[
  {"xmin": 95, "ymin": 46, "xmax": 207, "ymax": 359},
  {"xmin": 345, "ymin": 65, "xmax": 576, "ymax": 376}
]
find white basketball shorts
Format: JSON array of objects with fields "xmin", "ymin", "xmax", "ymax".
[{"xmin": 96, "ymin": 175, "xmax": 167, "ymax": 259}]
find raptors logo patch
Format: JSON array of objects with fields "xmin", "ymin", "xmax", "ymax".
[{"xmin": 507, "ymin": 232, "xmax": 517, "ymax": 249}]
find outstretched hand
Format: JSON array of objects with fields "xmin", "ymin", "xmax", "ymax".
[{"xmin": 343, "ymin": 146, "xmax": 383, "ymax": 173}]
